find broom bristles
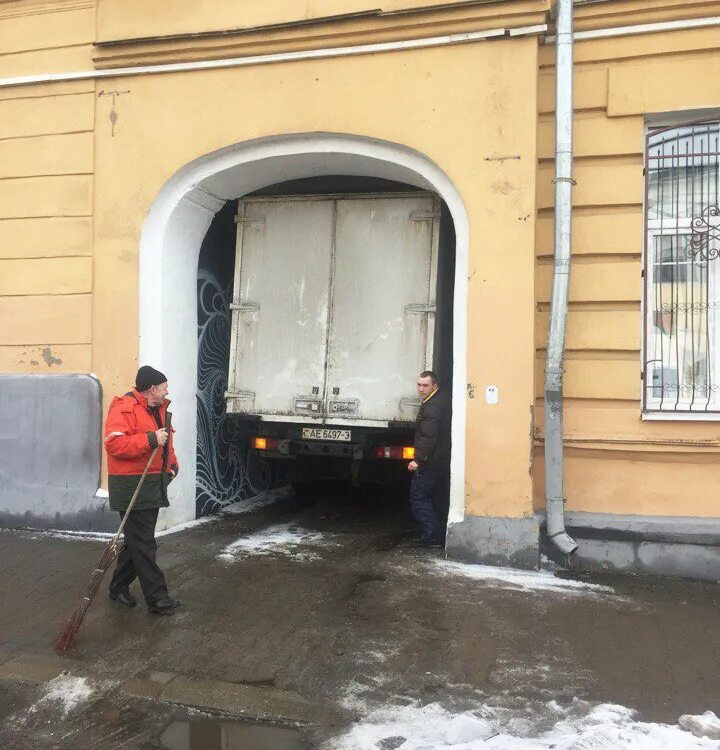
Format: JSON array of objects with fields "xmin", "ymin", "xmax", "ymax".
[
  {"xmin": 54, "ymin": 446, "xmax": 157, "ymax": 651},
  {"xmin": 54, "ymin": 540, "xmax": 118, "ymax": 651},
  {"xmin": 55, "ymin": 602, "xmax": 89, "ymax": 651}
]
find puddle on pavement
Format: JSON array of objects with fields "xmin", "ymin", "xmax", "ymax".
[{"xmin": 160, "ymin": 718, "xmax": 308, "ymax": 750}]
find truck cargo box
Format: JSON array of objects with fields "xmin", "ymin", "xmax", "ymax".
[{"xmin": 226, "ymin": 192, "xmax": 440, "ymax": 428}]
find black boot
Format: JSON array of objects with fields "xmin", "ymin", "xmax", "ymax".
[
  {"xmin": 147, "ymin": 595, "xmax": 181, "ymax": 615},
  {"xmin": 109, "ymin": 589, "xmax": 137, "ymax": 608}
]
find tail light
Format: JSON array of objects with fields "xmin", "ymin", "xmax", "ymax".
[
  {"xmin": 254, "ymin": 436, "xmax": 279, "ymax": 451},
  {"xmin": 377, "ymin": 445, "xmax": 415, "ymax": 460}
]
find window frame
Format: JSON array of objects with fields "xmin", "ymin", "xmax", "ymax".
[{"xmin": 641, "ymin": 118, "xmax": 720, "ymax": 420}]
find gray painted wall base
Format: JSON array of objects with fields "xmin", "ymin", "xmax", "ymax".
[
  {"xmin": 569, "ymin": 538, "xmax": 720, "ymax": 582},
  {"xmin": 445, "ymin": 515, "xmax": 540, "ymax": 570},
  {"xmin": 446, "ymin": 511, "xmax": 720, "ymax": 582},
  {"xmin": 562, "ymin": 512, "xmax": 720, "ymax": 582},
  {"xmin": 0, "ymin": 505, "xmax": 117, "ymax": 533},
  {"xmin": 0, "ymin": 374, "xmax": 106, "ymax": 531}
]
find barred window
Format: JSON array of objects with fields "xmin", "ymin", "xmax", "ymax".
[{"xmin": 643, "ymin": 122, "xmax": 720, "ymax": 414}]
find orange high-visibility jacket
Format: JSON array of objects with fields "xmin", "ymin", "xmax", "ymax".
[
  {"xmin": 104, "ymin": 389, "xmax": 178, "ymax": 476},
  {"xmin": 104, "ymin": 389, "xmax": 179, "ymax": 511}
]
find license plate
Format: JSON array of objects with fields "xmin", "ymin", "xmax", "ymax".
[{"xmin": 302, "ymin": 428, "xmax": 351, "ymax": 442}]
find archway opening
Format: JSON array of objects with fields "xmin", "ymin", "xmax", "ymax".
[
  {"xmin": 138, "ymin": 134, "xmax": 469, "ymax": 532},
  {"xmin": 194, "ymin": 175, "xmax": 456, "ymax": 535}
]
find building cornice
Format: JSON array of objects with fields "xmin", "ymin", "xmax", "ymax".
[
  {"xmin": 1, "ymin": 25, "xmax": 546, "ymax": 90},
  {"xmin": 572, "ymin": 0, "xmax": 720, "ymax": 31},
  {"xmin": 92, "ymin": 1, "xmax": 548, "ymax": 68}
]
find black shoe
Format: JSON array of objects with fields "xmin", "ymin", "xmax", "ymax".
[
  {"xmin": 147, "ymin": 595, "xmax": 181, "ymax": 615},
  {"xmin": 109, "ymin": 589, "xmax": 137, "ymax": 608}
]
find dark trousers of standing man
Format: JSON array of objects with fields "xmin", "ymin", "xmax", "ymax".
[
  {"xmin": 109, "ymin": 508, "xmax": 168, "ymax": 604},
  {"xmin": 409, "ymin": 463, "xmax": 449, "ymax": 545}
]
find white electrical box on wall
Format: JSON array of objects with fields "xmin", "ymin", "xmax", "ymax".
[{"xmin": 485, "ymin": 385, "xmax": 498, "ymax": 405}]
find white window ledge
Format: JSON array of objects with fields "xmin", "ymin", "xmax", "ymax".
[{"xmin": 642, "ymin": 411, "xmax": 720, "ymax": 421}]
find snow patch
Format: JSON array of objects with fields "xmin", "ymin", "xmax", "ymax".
[
  {"xmin": 430, "ymin": 559, "xmax": 617, "ymax": 595},
  {"xmin": 155, "ymin": 514, "xmax": 217, "ymax": 537},
  {"xmin": 679, "ymin": 712, "xmax": 720, "ymax": 740},
  {"xmin": 445, "ymin": 715, "xmax": 494, "ymax": 744},
  {"xmin": 220, "ymin": 486, "xmax": 292, "ymax": 516},
  {"xmin": 217, "ymin": 522, "xmax": 338, "ymax": 563},
  {"xmin": 16, "ymin": 487, "xmax": 290, "ymax": 545},
  {"xmin": 30, "ymin": 674, "xmax": 94, "ymax": 717},
  {"xmin": 23, "ymin": 515, "xmax": 217, "ymax": 543},
  {"xmin": 326, "ymin": 698, "xmax": 720, "ymax": 749},
  {"xmin": 29, "ymin": 529, "xmax": 113, "ymax": 543}
]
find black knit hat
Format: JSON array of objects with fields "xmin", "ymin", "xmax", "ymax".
[{"xmin": 135, "ymin": 365, "xmax": 167, "ymax": 391}]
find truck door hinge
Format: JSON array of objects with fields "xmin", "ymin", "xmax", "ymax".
[
  {"xmin": 404, "ymin": 303, "xmax": 436, "ymax": 315},
  {"xmin": 409, "ymin": 211, "xmax": 441, "ymax": 221},
  {"xmin": 225, "ymin": 390, "xmax": 256, "ymax": 404},
  {"xmin": 230, "ymin": 302, "xmax": 260, "ymax": 312},
  {"xmin": 234, "ymin": 215, "xmax": 265, "ymax": 225}
]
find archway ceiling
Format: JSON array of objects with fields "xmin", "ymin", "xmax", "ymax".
[{"xmin": 196, "ymin": 152, "xmax": 436, "ymax": 201}]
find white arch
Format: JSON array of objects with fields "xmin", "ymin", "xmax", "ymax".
[{"xmin": 139, "ymin": 133, "xmax": 469, "ymax": 530}]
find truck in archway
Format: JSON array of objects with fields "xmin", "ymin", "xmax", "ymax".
[{"xmin": 225, "ymin": 191, "xmax": 447, "ymax": 487}]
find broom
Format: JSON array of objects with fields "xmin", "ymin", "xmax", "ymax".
[{"xmin": 54, "ymin": 446, "xmax": 159, "ymax": 650}]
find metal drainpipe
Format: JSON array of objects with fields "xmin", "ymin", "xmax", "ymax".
[{"xmin": 544, "ymin": 0, "xmax": 578, "ymax": 557}]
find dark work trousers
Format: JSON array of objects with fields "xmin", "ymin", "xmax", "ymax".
[
  {"xmin": 432, "ymin": 468, "xmax": 451, "ymax": 529},
  {"xmin": 109, "ymin": 508, "xmax": 168, "ymax": 604},
  {"xmin": 409, "ymin": 463, "xmax": 449, "ymax": 544}
]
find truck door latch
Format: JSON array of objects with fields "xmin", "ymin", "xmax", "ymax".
[
  {"xmin": 329, "ymin": 400, "xmax": 359, "ymax": 415},
  {"xmin": 294, "ymin": 398, "xmax": 322, "ymax": 414}
]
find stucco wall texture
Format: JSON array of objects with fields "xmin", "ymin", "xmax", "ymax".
[{"xmin": 1, "ymin": 0, "xmax": 719, "ymax": 529}]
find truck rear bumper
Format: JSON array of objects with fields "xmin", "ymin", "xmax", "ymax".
[{"xmin": 260, "ymin": 439, "xmax": 364, "ymax": 460}]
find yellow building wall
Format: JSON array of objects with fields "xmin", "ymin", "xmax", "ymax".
[
  {"xmin": 534, "ymin": 7, "xmax": 720, "ymax": 518},
  {"xmin": 0, "ymin": 1, "xmax": 96, "ymax": 375},
  {"xmin": 89, "ymin": 36, "xmax": 540, "ymax": 520},
  {"xmin": 2, "ymin": 0, "xmax": 720, "ymax": 524},
  {"xmin": 0, "ymin": 1, "xmax": 95, "ymax": 78}
]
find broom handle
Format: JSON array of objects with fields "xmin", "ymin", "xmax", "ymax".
[{"xmin": 113, "ymin": 446, "xmax": 159, "ymax": 543}]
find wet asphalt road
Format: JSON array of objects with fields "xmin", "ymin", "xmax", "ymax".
[{"xmin": 1, "ymin": 485, "xmax": 720, "ymax": 748}]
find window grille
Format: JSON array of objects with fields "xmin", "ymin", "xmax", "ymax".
[{"xmin": 643, "ymin": 122, "xmax": 720, "ymax": 414}]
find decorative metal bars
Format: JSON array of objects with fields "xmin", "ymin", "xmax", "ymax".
[{"xmin": 643, "ymin": 122, "xmax": 720, "ymax": 413}]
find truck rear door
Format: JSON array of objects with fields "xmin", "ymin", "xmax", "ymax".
[
  {"xmin": 325, "ymin": 194, "xmax": 439, "ymax": 424},
  {"xmin": 226, "ymin": 197, "xmax": 333, "ymax": 418}
]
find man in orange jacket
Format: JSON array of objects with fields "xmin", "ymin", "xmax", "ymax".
[{"xmin": 104, "ymin": 366, "xmax": 181, "ymax": 615}]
